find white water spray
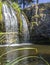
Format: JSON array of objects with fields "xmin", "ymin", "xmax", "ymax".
[{"xmin": 2, "ymin": 4, "xmax": 18, "ymax": 44}]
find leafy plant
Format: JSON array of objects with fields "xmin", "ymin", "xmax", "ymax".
[{"xmin": 12, "ymin": 2, "xmax": 21, "ymax": 13}]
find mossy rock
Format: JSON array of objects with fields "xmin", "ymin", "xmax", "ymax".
[
  {"xmin": 12, "ymin": 2, "xmax": 21, "ymax": 13},
  {"xmin": 32, "ymin": 15, "xmax": 40, "ymax": 19}
]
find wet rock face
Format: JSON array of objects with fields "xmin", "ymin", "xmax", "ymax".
[{"xmin": 23, "ymin": 3, "xmax": 50, "ymax": 44}]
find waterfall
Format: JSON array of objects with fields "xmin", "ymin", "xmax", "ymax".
[
  {"xmin": 2, "ymin": 4, "xmax": 29, "ymax": 44},
  {"xmin": 2, "ymin": 4, "xmax": 19, "ymax": 62},
  {"xmin": 0, "ymin": 2, "xmax": 31, "ymax": 65},
  {"xmin": 2, "ymin": 4, "xmax": 19, "ymax": 44},
  {"xmin": 21, "ymin": 14, "xmax": 29, "ymax": 43}
]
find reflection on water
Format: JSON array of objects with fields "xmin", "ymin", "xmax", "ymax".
[{"xmin": 0, "ymin": 45, "xmax": 49, "ymax": 65}]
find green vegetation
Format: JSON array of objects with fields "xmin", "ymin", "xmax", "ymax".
[{"xmin": 12, "ymin": 2, "xmax": 21, "ymax": 13}]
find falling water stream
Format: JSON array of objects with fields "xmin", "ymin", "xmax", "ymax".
[
  {"xmin": 2, "ymin": 4, "xmax": 19, "ymax": 44},
  {"xmin": 21, "ymin": 14, "xmax": 29, "ymax": 43}
]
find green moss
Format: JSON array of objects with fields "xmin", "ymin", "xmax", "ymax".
[
  {"xmin": 0, "ymin": 1, "xmax": 3, "ymax": 22},
  {"xmin": 19, "ymin": 15, "xmax": 22, "ymax": 33},
  {"xmin": 12, "ymin": 2, "xmax": 21, "ymax": 13},
  {"xmin": 32, "ymin": 15, "xmax": 40, "ymax": 18}
]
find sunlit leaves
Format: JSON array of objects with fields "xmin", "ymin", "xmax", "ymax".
[{"xmin": 12, "ymin": 2, "xmax": 21, "ymax": 13}]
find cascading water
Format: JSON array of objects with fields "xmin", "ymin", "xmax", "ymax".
[
  {"xmin": 2, "ymin": 4, "xmax": 19, "ymax": 63},
  {"xmin": 1, "ymin": 3, "xmax": 30, "ymax": 64},
  {"xmin": 2, "ymin": 4, "xmax": 29, "ymax": 44},
  {"xmin": 21, "ymin": 14, "xmax": 29, "ymax": 43},
  {"xmin": 2, "ymin": 4, "xmax": 19, "ymax": 44}
]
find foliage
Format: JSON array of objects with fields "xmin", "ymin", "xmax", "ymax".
[
  {"xmin": 12, "ymin": 2, "xmax": 21, "ymax": 13},
  {"xmin": 11, "ymin": 0, "xmax": 35, "ymax": 8}
]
